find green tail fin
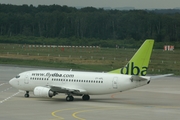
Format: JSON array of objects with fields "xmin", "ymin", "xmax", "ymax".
[{"xmin": 109, "ymin": 39, "xmax": 154, "ymax": 76}]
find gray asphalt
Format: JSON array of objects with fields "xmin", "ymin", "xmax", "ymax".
[{"xmin": 0, "ymin": 65, "xmax": 180, "ymax": 120}]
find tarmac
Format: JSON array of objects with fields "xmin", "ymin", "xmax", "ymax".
[{"xmin": 0, "ymin": 65, "xmax": 180, "ymax": 120}]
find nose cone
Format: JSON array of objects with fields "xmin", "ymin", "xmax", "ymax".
[{"xmin": 9, "ymin": 78, "xmax": 16, "ymax": 88}]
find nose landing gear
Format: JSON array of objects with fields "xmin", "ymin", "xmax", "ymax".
[{"xmin": 24, "ymin": 91, "xmax": 29, "ymax": 98}]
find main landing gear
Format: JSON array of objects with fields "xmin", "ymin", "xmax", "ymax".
[
  {"xmin": 82, "ymin": 95, "xmax": 90, "ymax": 101},
  {"xmin": 66, "ymin": 95, "xmax": 74, "ymax": 101},
  {"xmin": 24, "ymin": 91, "xmax": 29, "ymax": 98},
  {"xmin": 65, "ymin": 94, "xmax": 90, "ymax": 101}
]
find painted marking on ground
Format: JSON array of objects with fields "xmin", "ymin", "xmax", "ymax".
[
  {"xmin": 50, "ymin": 101, "xmax": 180, "ymax": 120},
  {"xmin": 0, "ymin": 82, "xmax": 7, "ymax": 86},
  {"xmin": 50, "ymin": 107, "xmax": 96, "ymax": 120},
  {"xmin": 0, "ymin": 91, "xmax": 20, "ymax": 104},
  {"xmin": 72, "ymin": 107, "xmax": 115, "ymax": 120},
  {"xmin": 0, "ymin": 87, "xmax": 12, "ymax": 93}
]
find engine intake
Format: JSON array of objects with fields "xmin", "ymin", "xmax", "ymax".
[{"xmin": 34, "ymin": 86, "xmax": 55, "ymax": 98}]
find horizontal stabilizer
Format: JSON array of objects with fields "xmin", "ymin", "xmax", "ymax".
[
  {"xmin": 130, "ymin": 75, "xmax": 150, "ymax": 81},
  {"xmin": 150, "ymin": 74, "xmax": 173, "ymax": 80}
]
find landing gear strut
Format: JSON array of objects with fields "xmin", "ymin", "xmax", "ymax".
[
  {"xmin": 24, "ymin": 91, "xmax": 29, "ymax": 98},
  {"xmin": 66, "ymin": 95, "xmax": 74, "ymax": 101}
]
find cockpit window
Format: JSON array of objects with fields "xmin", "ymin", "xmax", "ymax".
[{"xmin": 15, "ymin": 75, "xmax": 20, "ymax": 78}]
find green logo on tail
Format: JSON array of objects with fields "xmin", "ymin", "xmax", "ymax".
[
  {"xmin": 120, "ymin": 62, "xmax": 147, "ymax": 76},
  {"xmin": 108, "ymin": 39, "xmax": 154, "ymax": 76}
]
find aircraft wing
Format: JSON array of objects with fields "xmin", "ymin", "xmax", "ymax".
[{"xmin": 49, "ymin": 85, "xmax": 87, "ymax": 95}]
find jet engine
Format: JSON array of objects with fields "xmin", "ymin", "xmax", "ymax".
[{"xmin": 34, "ymin": 86, "xmax": 55, "ymax": 98}]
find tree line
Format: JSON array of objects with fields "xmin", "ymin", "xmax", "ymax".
[{"xmin": 0, "ymin": 4, "xmax": 180, "ymax": 46}]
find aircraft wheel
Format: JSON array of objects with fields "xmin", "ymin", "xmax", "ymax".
[
  {"xmin": 24, "ymin": 91, "xmax": 29, "ymax": 98},
  {"xmin": 24, "ymin": 93, "xmax": 29, "ymax": 98},
  {"xmin": 66, "ymin": 96, "xmax": 74, "ymax": 101},
  {"xmin": 82, "ymin": 95, "xmax": 90, "ymax": 101}
]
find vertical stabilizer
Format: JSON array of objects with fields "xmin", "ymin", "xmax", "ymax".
[{"xmin": 109, "ymin": 39, "xmax": 154, "ymax": 76}]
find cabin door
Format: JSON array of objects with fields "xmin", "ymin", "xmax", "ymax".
[
  {"xmin": 24, "ymin": 75, "xmax": 29, "ymax": 84},
  {"xmin": 112, "ymin": 77, "xmax": 118, "ymax": 89}
]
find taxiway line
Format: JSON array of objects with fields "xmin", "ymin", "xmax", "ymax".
[
  {"xmin": 50, "ymin": 107, "xmax": 97, "ymax": 120},
  {"xmin": 0, "ymin": 82, "xmax": 7, "ymax": 86},
  {"xmin": 0, "ymin": 87, "xmax": 12, "ymax": 93},
  {"xmin": 0, "ymin": 91, "xmax": 20, "ymax": 104}
]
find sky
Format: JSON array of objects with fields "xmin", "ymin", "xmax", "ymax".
[{"xmin": 0, "ymin": 0, "xmax": 180, "ymax": 9}]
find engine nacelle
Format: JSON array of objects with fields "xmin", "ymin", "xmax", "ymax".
[{"xmin": 34, "ymin": 86, "xmax": 55, "ymax": 98}]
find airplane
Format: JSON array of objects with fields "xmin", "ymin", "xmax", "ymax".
[{"xmin": 9, "ymin": 39, "xmax": 172, "ymax": 101}]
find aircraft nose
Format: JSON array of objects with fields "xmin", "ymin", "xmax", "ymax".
[{"xmin": 9, "ymin": 78, "xmax": 16, "ymax": 87}]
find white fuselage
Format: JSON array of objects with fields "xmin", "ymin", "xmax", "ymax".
[{"xmin": 9, "ymin": 70, "xmax": 148, "ymax": 95}]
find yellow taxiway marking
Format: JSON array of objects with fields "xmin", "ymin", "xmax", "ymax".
[
  {"xmin": 72, "ymin": 107, "xmax": 114, "ymax": 120},
  {"xmin": 72, "ymin": 110, "xmax": 93, "ymax": 120},
  {"xmin": 51, "ymin": 108, "xmax": 79, "ymax": 120},
  {"xmin": 50, "ymin": 92, "xmax": 180, "ymax": 120},
  {"xmin": 72, "ymin": 105, "xmax": 180, "ymax": 120},
  {"xmin": 51, "ymin": 107, "xmax": 96, "ymax": 120},
  {"xmin": 51, "ymin": 104, "xmax": 180, "ymax": 120}
]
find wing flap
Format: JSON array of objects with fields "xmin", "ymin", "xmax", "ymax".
[{"xmin": 49, "ymin": 85, "xmax": 87, "ymax": 94}]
